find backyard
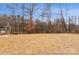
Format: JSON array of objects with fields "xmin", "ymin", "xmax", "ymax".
[{"xmin": 0, "ymin": 34, "xmax": 78, "ymax": 54}]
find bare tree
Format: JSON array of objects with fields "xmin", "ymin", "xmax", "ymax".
[
  {"xmin": 19, "ymin": 4, "xmax": 26, "ymax": 33},
  {"xmin": 56, "ymin": 4, "xmax": 66, "ymax": 33},
  {"xmin": 6, "ymin": 4, "xmax": 16, "ymax": 33},
  {"xmin": 25, "ymin": 3, "xmax": 39, "ymax": 33}
]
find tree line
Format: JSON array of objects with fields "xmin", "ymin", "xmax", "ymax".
[{"xmin": 0, "ymin": 3, "xmax": 79, "ymax": 34}]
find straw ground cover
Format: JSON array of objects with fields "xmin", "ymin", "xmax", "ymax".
[{"xmin": 0, "ymin": 34, "xmax": 79, "ymax": 55}]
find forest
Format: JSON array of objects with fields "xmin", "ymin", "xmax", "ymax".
[{"xmin": 0, "ymin": 3, "xmax": 79, "ymax": 34}]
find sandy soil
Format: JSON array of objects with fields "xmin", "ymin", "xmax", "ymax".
[{"xmin": 0, "ymin": 34, "xmax": 79, "ymax": 55}]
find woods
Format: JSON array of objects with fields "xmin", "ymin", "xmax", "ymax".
[{"xmin": 0, "ymin": 3, "xmax": 79, "ymax": 34}]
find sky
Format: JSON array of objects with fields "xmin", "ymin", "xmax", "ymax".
[
  {"xmin": 0, "ymin": 3, "xmax": 79, "ymax": 20},
  {"xmin": 52, "ymin": 3, "xmax": 79, "ymax": 19}
]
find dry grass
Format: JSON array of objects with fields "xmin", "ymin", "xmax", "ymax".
[{"xmin": 0, "ymin": 34, "xmax": 79, "ymax": 55}]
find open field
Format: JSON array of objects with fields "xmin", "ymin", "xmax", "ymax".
[{"xmin": 0, "ymin": 34, "xmax": 79, "ymax": 55}]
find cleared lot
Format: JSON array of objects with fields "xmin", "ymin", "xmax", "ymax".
[{"xmin": 0, "ymin": 34, "xmax": 79, "ymax": 55}]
